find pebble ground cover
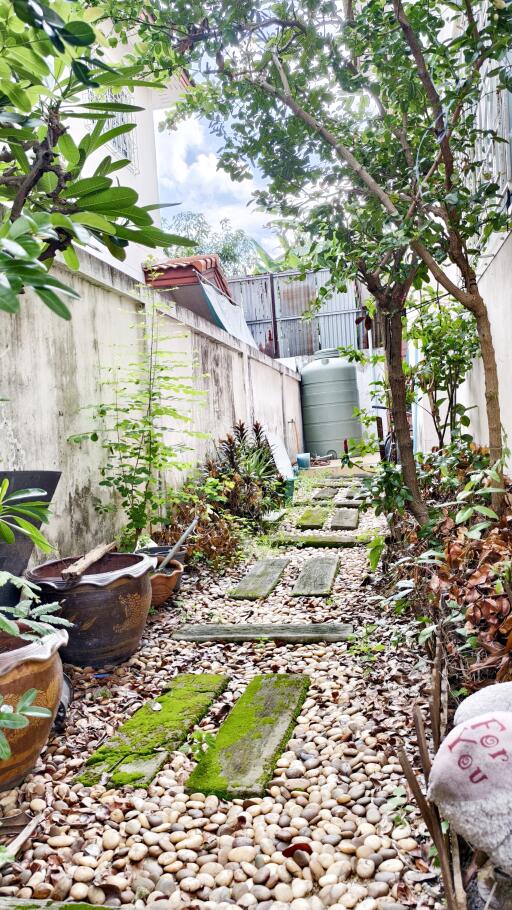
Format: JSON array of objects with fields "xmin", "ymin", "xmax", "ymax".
[{"xmin": 0, "ymin": 485, "xmax": 443, "ymax": 910}]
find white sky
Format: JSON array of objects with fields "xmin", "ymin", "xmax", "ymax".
[{"xmin": 155, "ymin": 114, "xmax": 279, "ymax": 252}]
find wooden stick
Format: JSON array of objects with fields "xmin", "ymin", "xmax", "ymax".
[
  {"xmin": 430, "ymin": 642, "xmax": 443, "ymax": 752},
  {"xmin": 61, "ymin": 541, "xmax": 116, "ymax": 579},
  {"xmin": 413, "ymin": 704, "xmax": 432, "ymax": 782},
  {"xmin": 450, "ymin": 830, "xmax": 468, "ymax": 910},
  {"xmin": 0, "ymin": 813, "xmax": 43, "ymax": 866},
  {"xmin": 398, "ymin": 749, "xmax": 458, "ymax": 910}
]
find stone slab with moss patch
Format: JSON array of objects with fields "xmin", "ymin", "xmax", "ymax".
[
  {"xmin": 78, "ymin": 674, "xmax": 228, "ymax": 787},
  {"xmin": 296, "ymin": 507, "xmax": 329, "ymax": 530},
  {"xmin": 333, "ymin": 498, "xmax": 361, "ymax": 509},
  {"xmin": 272, "ymin": 534, "xmax": 359, "ymax": 548},
  {"xmin": 331, "ymin": 508, "xmax": 360, "ymax": 530},
  {"xmin": 229, "ymin": 558, "xmax": 289, "ymax": 600},
  {"xmin": 187, "ymin": 674, "xmax": 310, "ymax": 798},
  {"xmin": 291, "ymin": 556, "xmax": 338, "ymax": 596},
  {"xmin": 173, "ymin": 622, "xmax": 351, "ymax": 643},
  {"xmin": 312, "ymin": 487, "xmax": 339, "ymax": 500}
]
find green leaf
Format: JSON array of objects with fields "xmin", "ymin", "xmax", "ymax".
[
  {"xmin": 0, "ymin": 731, "xmax": 11, "ymax": 760},
  {"xmin": 455, "ymin": 506, "xmax": 474, "ymax": 525},
  {"xmin": 60, "ymin": 21, "xmax": 96, "ymax": 47},
  {"xmin": 0, "ymin": 712, "xmax": 29, "ymax": 730},
  {"xmin": 16, "ymin": 689, "xmax": 37, "ymax": 713},
  {"xmin": 79, "ymin": 102, "xmax": 144, "ymax": 113},
  {"xmin": 70, "ymin": 212, "xmax": 116, "ymax": 235},
  {"xmin": 58, "ymin": 133, "xmax": 80, "ymax": 167},
  {"xmin": 0, "ymin": 520, "xmax": 15, "ymax": 544},
  {"xmin": 474, "ymin": 505, "xmax": 499, "ymax": 519},
  {"xmin": 62, "ymin": 245, "xmax": 79, "ymax": 270},
  {"xmin": 84, "ymin": 187, "xmax": 138, "ymax": 212},
  {"xmin": 22, "ymin": 705, "xmax": 52, "ymax": 718},
  {"xmin": 63, "ymin": 176, "xmax": 111, "ymax": 199}
]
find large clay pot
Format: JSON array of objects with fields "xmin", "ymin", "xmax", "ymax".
[
  {"xmin": 26, "ymin": 553, "xmax": 156, "ymax": 668},
  {"xmin": 0, "ymin": 627, "xmax": 67, "ymax": 790}
]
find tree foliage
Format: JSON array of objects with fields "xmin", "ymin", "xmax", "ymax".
[
  {"xmin": 164, "ymin": 211, "xmax": 257, "ymax": 276},
  {"xmin": 0, "ymin": 0, "xmax": 192, "ymax": 318},
  {"xmin": 408, "ymin": 300, "xmax": 480, "ymax": 449}
]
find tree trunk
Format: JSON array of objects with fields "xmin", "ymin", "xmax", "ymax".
[
  {"xmin": 473, "ymin": 298, "xmax": 502, "ymax": 464},
  {"xmin": 384, "ymin": 308, "xmax": 429, "ymax": 525}
]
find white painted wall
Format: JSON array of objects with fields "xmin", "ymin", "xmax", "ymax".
[
  {"xmin": 456, "ymin": 231, "xmax": 512, "ymax": 451},
  {"xmin": 0, "ymin": 248, "xmax": 302, "ymax": 557}
]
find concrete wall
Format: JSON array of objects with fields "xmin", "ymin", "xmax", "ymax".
[
  {"xmin": 456, "ymin": 232, "xmax": 512, "ymax": 450},
  {"xmin": 0, "ymin": 249, "xmax": 302, "ymax": 557}
]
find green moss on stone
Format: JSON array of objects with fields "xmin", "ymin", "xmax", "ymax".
[
  {"xmin": 296, "ymin": 508, "xmax": 329, "ymax": 530},
  {"xmin": 78, "ymin": 674, "xmax": 227, "ymax": 786},
  {"xmin": 187, "ymin": 674, "xmax": 310, "ymax": 799}
]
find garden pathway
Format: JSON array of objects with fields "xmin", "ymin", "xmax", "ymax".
[{"xmin": 0, "ymin": 471, "xmax": 443, "ymax": 910}]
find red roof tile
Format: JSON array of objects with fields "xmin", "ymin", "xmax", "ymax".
[{"xmin": 144, "ymin": 254, "xmax": 232, "ymax": 300}]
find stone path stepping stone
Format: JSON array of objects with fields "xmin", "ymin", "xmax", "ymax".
[
  {"xmin": 230, "ymin": 558, "xmax": 289, "ymax": 600},
  {"xmin": 273, "ymin": 534, "xmax": 359, "ymax": 548},
  {"xmin": 78, "ymin": 674, "xmax": 227, "ymax": 788},
  {"xmin": 262, "ymin": 509, "xmax": 286, "ymax": 525},
  {"xmin": 292, "ymin": 556, "xmax": 338, "ymax": 596},
  {"xmin": 335, "ymin": 496, "xmax": 361, "ymax": 508},
  {"xmin": 296, "ymin": 507, "xmax": 328, "ymax": 529},
  {"xmin": 173, "ymin": 622, "xmax": 351, "ymax": 643},
  {"xmin": 331, "ymin": 507, "xmax": 360, "ymax": 530},
  {"xmin": 186, "ymin": 674, "xmax": 310, "ymax": 798},
  {"xmin": 312, "ymin": 487, "xmax": 338, "ymax": 500}
]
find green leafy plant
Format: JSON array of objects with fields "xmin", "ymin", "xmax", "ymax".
[
  {"xmin": 0, "ymin": 690, "xmax": 52, "ymax": 761},
  {"xmin": 0, "ymin": 0, "xmax": 192, "ymax": 318},
  {"xmin": 407, "ymin": 300, "xmax": 480, "ymax": 449},
  {"xmin": 69, "ymin": 303, "xmax": 203, "ymax": 549},
  {"xmin": 347, "ymin": 624, "xmax": 385, "ymax": 672},
  {"xmin": 0, "ymin": 480, "xmax": 53, "ymax": 552},
  {"xmin": 0, "ymin": 572, "xmax": 72, "ymax": 760},
  {"xmin": 366, "ymin": 533, "xmax": 386, "ymax": 573}
]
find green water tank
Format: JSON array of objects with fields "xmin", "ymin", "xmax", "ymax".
[{"xmin": 301, "ymin": 350, "xmax": 362, "ymax": 457}]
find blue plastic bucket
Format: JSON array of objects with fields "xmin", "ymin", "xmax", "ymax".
[{"xmin": 296, "ymin": 452, "xmax": 311, "ymax": 470}]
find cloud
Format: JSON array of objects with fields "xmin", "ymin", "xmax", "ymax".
[{"xmin": 155, "ymin": 115, "xmax": 279, "ymax": 252}]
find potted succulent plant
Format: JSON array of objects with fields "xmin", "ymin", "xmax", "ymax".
[{"xmin": 0, "ymin": 573, "xmax": 70, "ymax": 790}]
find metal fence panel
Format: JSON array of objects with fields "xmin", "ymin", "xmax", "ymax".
[{"xmin": 229, "ymin": 270, "xmax": 361, "ymax": 357}]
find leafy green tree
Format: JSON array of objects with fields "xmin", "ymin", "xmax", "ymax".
[
  {"xmin": 408, "ymin": 300, "xmax": 480, "ymax": 449},
  {"xmin": 98, "ymin": 0, "xmax": 512, "ymax": 522},
  {"xmin": 0, "ymin": 0, "xmax": 192, "ymax": 318},
  {"xmin": 164, "ymin": 211, "xmax": 256, "ymax": 276}
]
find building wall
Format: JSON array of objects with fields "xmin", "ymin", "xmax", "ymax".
[
  {"xmin": 453, "ymin": 232, "xmax": 512, "ymax": 452},
  {"xmin": 0, "ymin": 249, "xmax": 302, "ymax": 557}
]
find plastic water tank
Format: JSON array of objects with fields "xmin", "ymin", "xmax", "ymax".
[{"xmin": 301, "ymin": 350, "xmax": 362, "ymax": 457}]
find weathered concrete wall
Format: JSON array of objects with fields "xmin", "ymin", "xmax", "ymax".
[{"xmin": 0, "ymin": 249, "xmax": 302, "ymax": 557}]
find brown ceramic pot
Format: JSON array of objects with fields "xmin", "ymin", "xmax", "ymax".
[
  {"xmin": 150, "ymin": 560, "xmax": 184, "ymax": 607},
  {"xmin": 26, "ymin": 553, "xmax": 155, "ymax": 668},
  {"xmin": 0, "ymin": 627, "xmax": 66, "ymax": 790}
]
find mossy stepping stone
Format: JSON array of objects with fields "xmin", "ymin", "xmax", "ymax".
[
  {"xmin": 230, "ymin": 558, "xmax": 289, "ymax": 600},
  {"xmin": 331, "ymin": 508, "xmax": 360, "ymax": 530},
  {"xmin": 292, "ymin": 556, "xmax": 338, "ymax": 596},
  {"xmin": 173, "ymin": 622, "xmax": 351, "ymax": 643},
  {"xmin": 272, "ymin": 534, "xmax": 359, "ymax": 548},
  {"xmin": 312, "ymin": 487, "xmax": 338, "ymax": 500},
  {"xmin": 262, "ymin": 509, "xmax": 286, "ymax": 525},
  {"xmin": 334, "ymin": 498, "xmax": 361, "ymax": 509},
  {"xmin": 187, "ymin": 674, "xmax": 310, "ymax": 798},
  {"xmin": 78, "ymin": 674, "xmax": 227, "ymax": 787},
  {"xmin": 296, "ymin": 507, "xmax": 329, "ymax": 529}
]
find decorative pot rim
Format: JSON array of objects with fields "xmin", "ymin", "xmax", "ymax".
[
  {"xmin": 26, "ymin": 552, "xmax": 157, "ymax": 590},
  {"xmin": 151, "ymin": 559, "xmax": 184, "ymax": 578},
  {"xmin": 0, "ymin": 625, "xmax": 68, "ymax": 676}
]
